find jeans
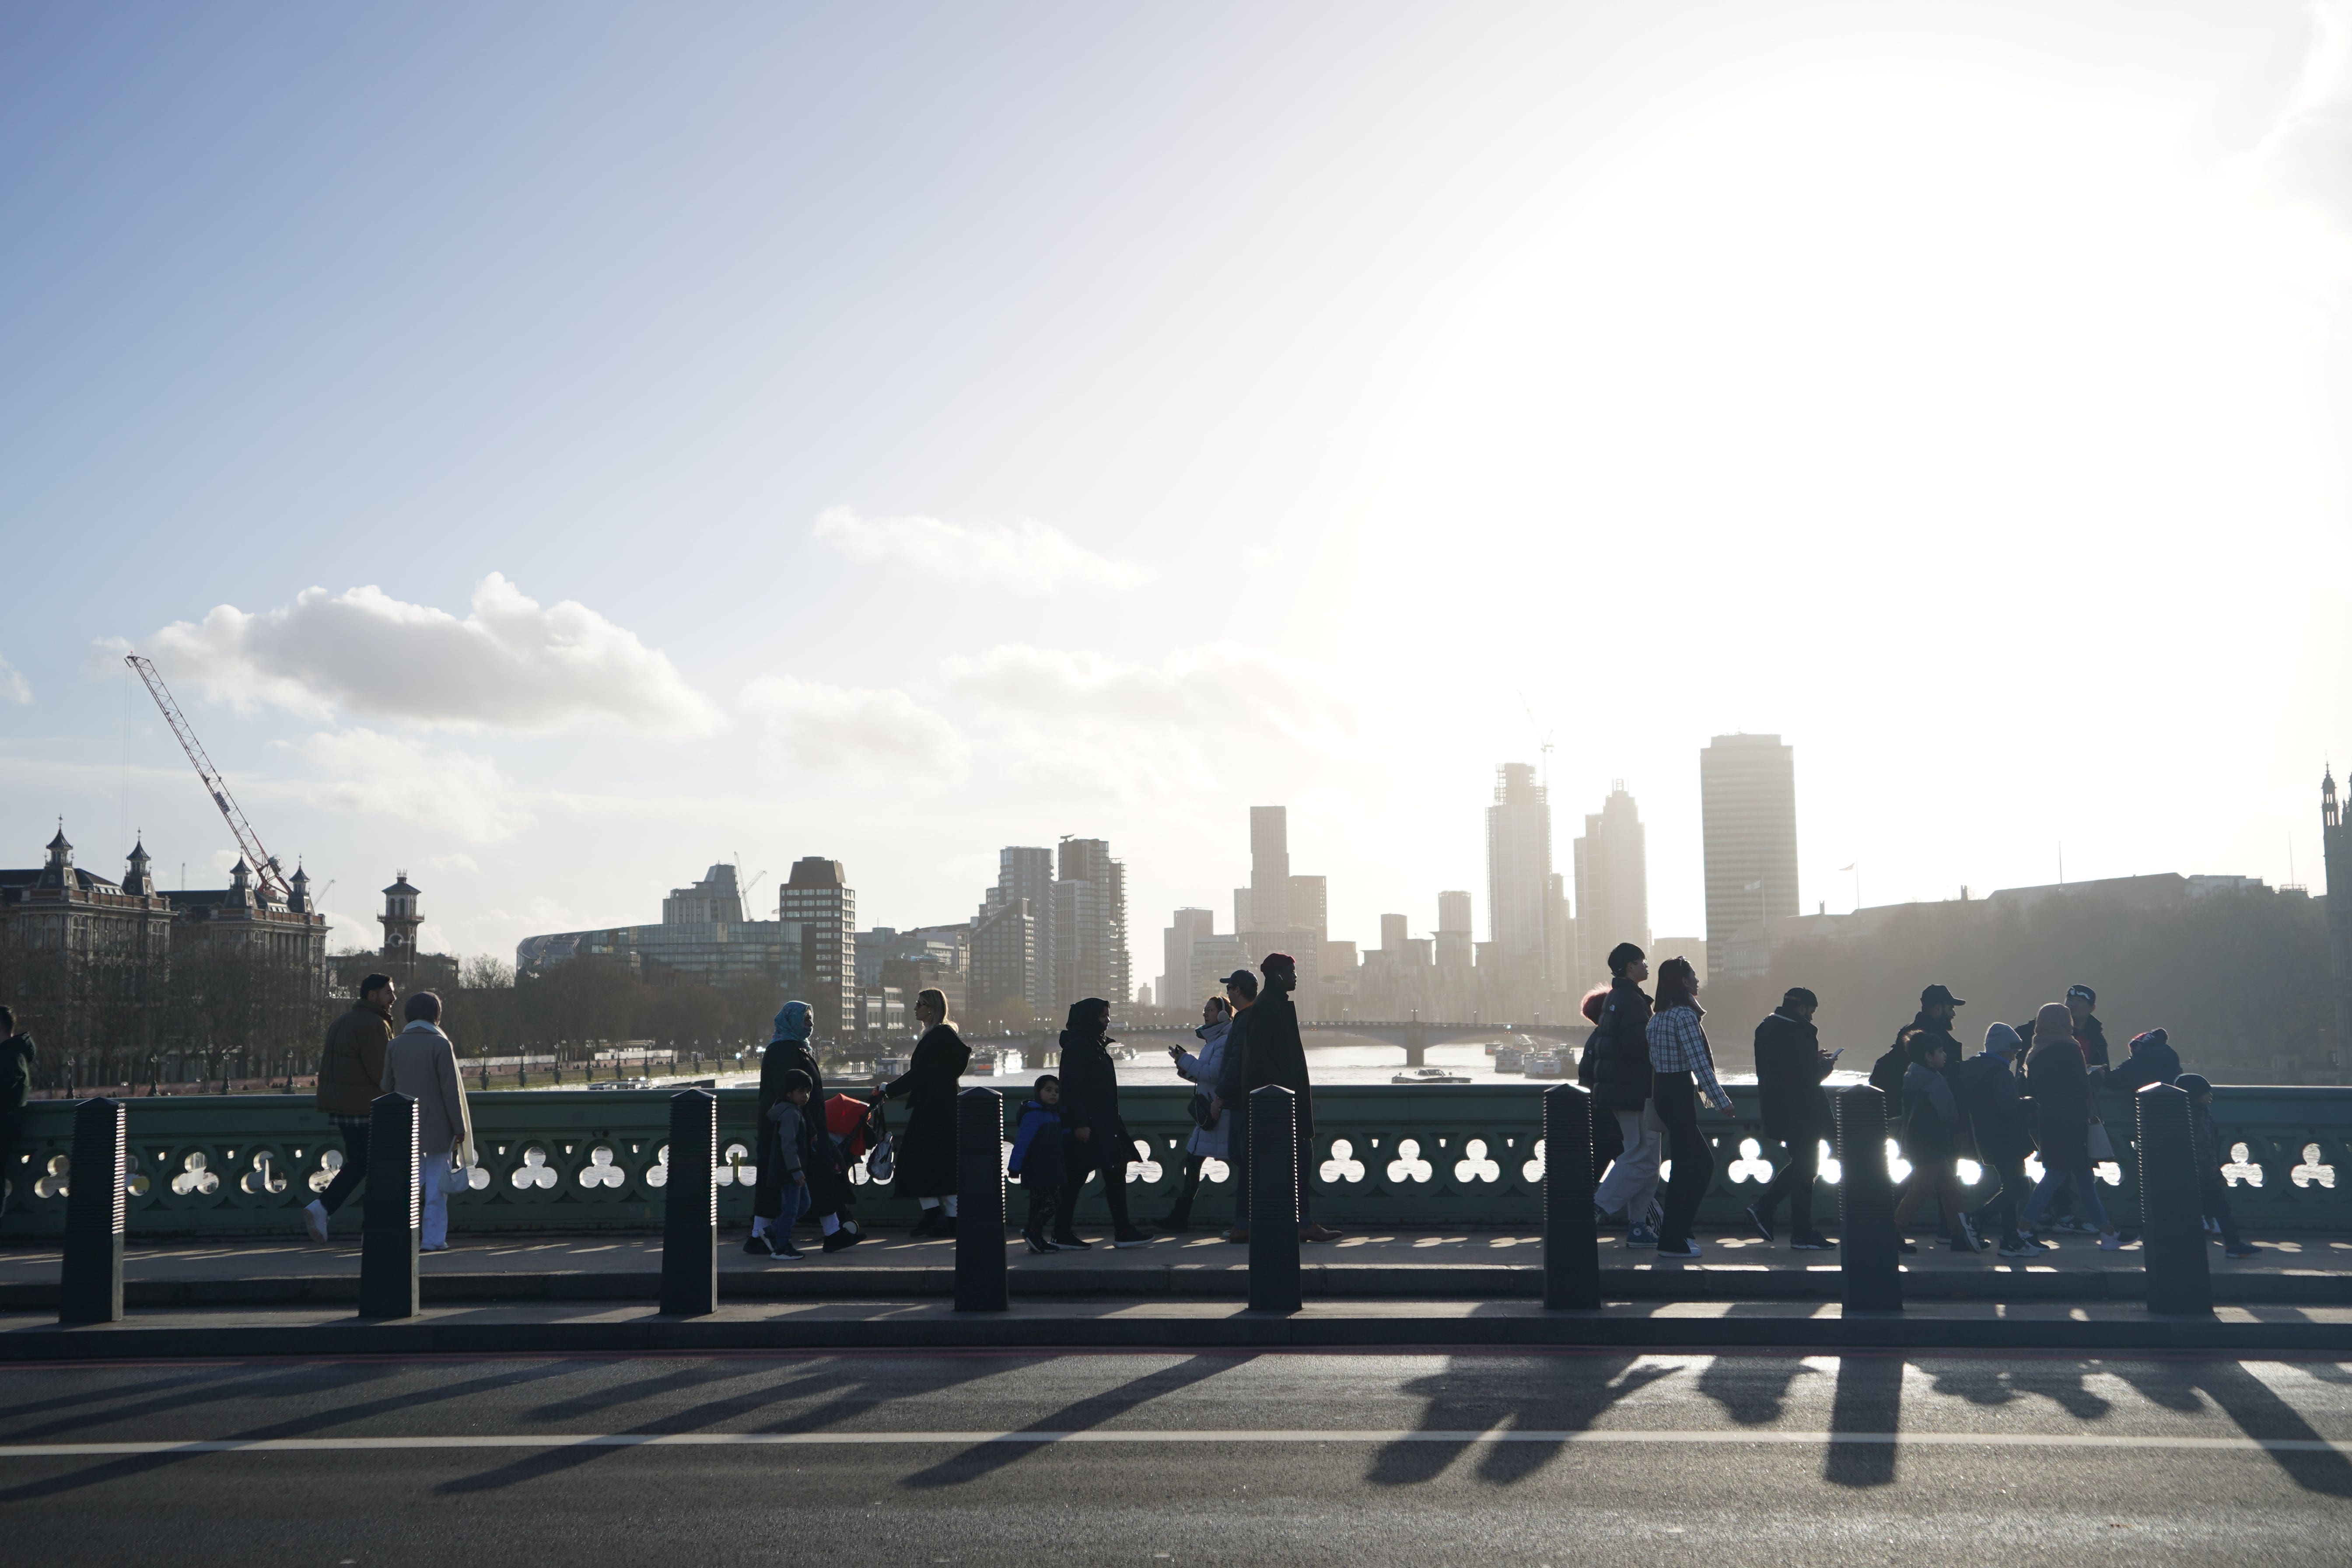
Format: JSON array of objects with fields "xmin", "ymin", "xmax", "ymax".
[
  {"xmin": 1756, "ymin": 1129, "xmax": 1822, "ymax": 1235},
  {"xmin": 317, "ymin": 1116, "xmax": 370, "ymax": 1214},
  {"xmin": 1971, "ymin": 1150, "xmax": 2032, "ymax": 1239},
  {"xmin": 1593, "ymin": 1102, "xmax": 1664, "ymax": 1224},
  {"xmin": 2022, "ymin": 1163, "xmax": 2110, "ymax": 1231},
  {"xmin": 1652, "ymin": 1072, "xmax": 1713, "ymax": 1249},
  {"xmin": 418, "ymin": 1160, "xmax": 450, "ymax": 1249}
]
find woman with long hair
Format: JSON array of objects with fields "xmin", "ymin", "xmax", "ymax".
[
  {"xmin": 2020, "ymin": 1000, "xmax": 2123, "ymax": 1248},
  {"xmin": 1643, "ymin": 956, "xmax": 1736, "ymax": 1259},
  {"xmin": 880, "ymin": 987, "xmax": 970, "ymax": 1236}
]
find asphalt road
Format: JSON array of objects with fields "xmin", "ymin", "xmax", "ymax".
[{"xmin": 4, "ymin": 1349, "xmax": 2352, "ymax": 1565}]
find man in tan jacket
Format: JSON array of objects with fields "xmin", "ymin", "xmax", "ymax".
[{"xmin": 303, "ymin": 973, "xmax": 397, "ymax": 1243}]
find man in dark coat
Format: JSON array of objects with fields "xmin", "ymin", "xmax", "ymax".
[
  {"xmin": 1587, "ymin": 943, "xmax": 1662, "ymax": 1243},
  {"xmin": 1956, "ymin": 1022, "xmax": 2038, "ymax": 1255},
  {"xmin": 881, "ymin": 989, "xmax": 970, "ymax": 1236},
  {"xmin": 0, "ymin": 1005, "xmax": 31, "ymax": 1218},
  {"xmin": 2106, "ymin": 1028, "xmax": 2179, "ymax": 1094},
  {"xmin": 1227, "ymin": 954, "xmax": 1341, "ymax": 1244},
  {"xmin": 1746, "ymin": 987, "xmax": 1835, "ymax": 1250},
  {"xmin": 1054, "ymin": 997, "xmax": 1154, "ymax": 1249}
]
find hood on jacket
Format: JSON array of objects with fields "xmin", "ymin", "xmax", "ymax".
[
  {"xmin": 772, "ymin": 1000, "xmax": 812, "ymax": 1043},
  {"xmin": 1983, "ymin": 1022, "xmax": 2023, "ymax": 1057},
  {"xmin": 1065, "ymin": 998, "xmax": 1110, "ymax": 1034},
  {"xmin": 2031, "ymin": 1002, "xmax": 2075, "ymax": 1051}
]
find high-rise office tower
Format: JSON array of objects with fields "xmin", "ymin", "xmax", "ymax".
[
  {"xmin": 780, "ymin": 856, "xmax": 855, "ymax": 1041},
  {"xmin": 1053, "ymin": 837, "xmax": 1129, "ymax": 1007},
  {"xmin": 1233, "ymin": 888, "xmax": 1253, "ymax": 933},
  {"xmin": 1380, "ymin": 912, "xmax": 1409, "ymax": 956},
  {"xmin": 1573, "ymin": 784, "xmax": 1650, "ymax": 987},
  {"xmin": 1700, "ymin": 734, "xmax": 1798, "ymax": 980},
  {"xmin": 980, "ymin": 847, "xmax": 1057, "ymax": 1022},
  {"xmin": 970, "ymin": 897, "xmax": 1038, "ymax": 1025},
  {"xmin": 1162, "ymin": 907, "xmax": 1216, "ymax": 1013},
  {"xmin": 1546, "ymin": 871, "xmax": 1575, "ymax": 996},
  {"xmin": 1486, "ymin": 763, "xmax": 1556, "ymax": 1003},
  {"xmin": 1288, "ymin": 875, "xmax": 1328, "ymax": 947},
  {"xmin": 1250, "ymin": 806, "xmax": 1291, "ymax": 930},
  {"xmin": 1435, "ymin": 890, "xmax": 1474, "ymax": 971}
]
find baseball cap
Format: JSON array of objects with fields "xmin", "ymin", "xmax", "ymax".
[
  {"xmin": 1219, "ymin": 969, "xmax": 1257, "ymax": 987},
  {"xmin": 1921, "ymin": 983, "xmax": 1966, "ymax": 1008},
  {"xmin": 1782, "ymin": 987, "xmax": 1819, "ymax": 1009},
  {"xmin": 2067, "ymin": 984, "xmax": 2097, "ymax": 1008}
]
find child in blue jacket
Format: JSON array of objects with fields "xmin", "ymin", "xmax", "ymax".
[{"xmin": 1008, "ymin": 1075, "xmax": 1068, "ymax": 1254}]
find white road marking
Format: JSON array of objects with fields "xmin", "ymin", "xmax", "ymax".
[{"xmin": 2, "ymin": 1428, "xmax": 2347, "ymax": 1458}]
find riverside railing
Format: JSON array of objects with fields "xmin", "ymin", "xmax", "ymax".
[{"xmin": 1, "ymin": 1083, "xmax": 2346, "ymax": 1240}]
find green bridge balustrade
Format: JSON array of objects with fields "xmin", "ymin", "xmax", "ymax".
[{"xmin": 0, "ymin": 1084, "xmax": 2345, "ymax": 1241}]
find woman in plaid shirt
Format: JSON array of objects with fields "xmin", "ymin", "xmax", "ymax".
[{"xmin": 1645, "ymin": 956, "xmax": 1736, "ymax": 1259}]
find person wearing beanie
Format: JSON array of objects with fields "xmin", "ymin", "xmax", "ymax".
[
  {"xmin": 2021, "ymin": 1001, "xmax": 2124, "ymax": 1248},
  {"xmin": 2175, "ymin": 1073, "xmax": 2258, "ymax": 1258},
  {"xmin": 2108, "ymin": 1027, "xmax": 2184, "ymax": 1096},
  {"xmin": 1955, "ymin": 1022, "xmax": 2040, "ymax": 1255}
]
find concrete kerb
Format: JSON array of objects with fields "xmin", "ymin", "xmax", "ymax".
[{"xmin": 2, "ymin": 1306, "xmax": 2349, "ymax": 1359}]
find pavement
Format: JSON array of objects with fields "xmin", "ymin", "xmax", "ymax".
[
  {"xmin": 4, "ymin": 1348, "xmax": 2352, "ymax": 1564},
  {"xmin": 4, "ymin": 1225, "xmax": 2347, "ymax": 1308}
]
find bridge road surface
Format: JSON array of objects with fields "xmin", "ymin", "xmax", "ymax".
[{"xmin": 4, "ymin": 1350, "xmax": 2352, "ymax": 1565}]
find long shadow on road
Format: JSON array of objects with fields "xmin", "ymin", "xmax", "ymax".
[
  {"xmin": 1822, "ymin": 1354, "xmax": 1903, "ymax": 1489},
  {"xmin": 1364, "ymin": 1353, "xmax": 1676, "ymax": 1487}
]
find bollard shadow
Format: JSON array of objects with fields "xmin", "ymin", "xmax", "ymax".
[
  {"xmin": 897, "ymin": 1352, "xmax": 1248, "ymax": 1491},
  {"xmin": 1693, "ymin": 1353, "xmax": 1824, "ymax": 1427},
  {"xmin": 0, "ymin": 1356, "xmax": 590, "ymax": 1505},
  {"xmin": 1365, "ymin": 1353, "xmax": 1676, "ymax": 1487},
  {"xmin": 2109, "ymin": 1358, "xmax": 2352, "ymax": 1498},
  {"xmin": 1822, "ymin": 1354, "xmax": 1903, "ymax": 1488}
]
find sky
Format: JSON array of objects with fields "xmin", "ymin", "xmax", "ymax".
[{"xmin": 3, "ymin": 2, "xmax": 2349, "ymax": 978}]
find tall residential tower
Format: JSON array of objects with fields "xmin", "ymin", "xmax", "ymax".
[{"xmin": 1700, "ymin": 733, "xmax": 1799, "ymax": 980}]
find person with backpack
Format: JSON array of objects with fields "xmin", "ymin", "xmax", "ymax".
[
  {"xmin": 1588, "ymin": 943, "xmax": 1664, "ymax": 1247},
  {"xmin": 1644, "ymin": 956, "xmax": 1735, "ymax": 1259},
  {"xmin": 1160, "ymin": 994, "xmax": 1234, "ymax": 1232},
  {"xmin": 2174, "ymin": 1073, "xmax": 2259, "ymax": 1259},
  {"xmin": 1747, "ymin": 986, "xmax": 1836, "ymax": 1250},
  {"xmin": 1893, "ymin": 1032, "xmax": 1983, "ymax": 1252},
  {"xmin": 1955, "ymin": 1022, "xmax": 2041, "ymax": 1256},
  {"xmin": 1008, "ymin": 1073, "xmax": 1070, "ymax": 1253},
  {"xmin": 2020, "ymin": 1001, "xmax": 2124, "ymax": 1248}
]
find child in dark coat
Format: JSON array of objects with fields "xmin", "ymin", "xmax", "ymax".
[
  {"xmin": 2176, "ymin": 1074, "xmax": 2259, "ymax": 1259},
  {"xmin": 1008, "ymin": 1075, "xmax": 1069, "ymax": 1255}
]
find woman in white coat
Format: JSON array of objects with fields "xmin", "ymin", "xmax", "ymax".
[
  {"xmin": 379, "ymin": 990, "xmax": 475, "ymax": 1251},
  {"xmin": 1158, "ymin": 994, "xmax": 1234, "ymax": 1232}
]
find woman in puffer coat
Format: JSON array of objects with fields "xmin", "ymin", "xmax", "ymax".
[{"xmin": 1158, "ymin": 994, "xmax": 1234, "ymax": 1231}]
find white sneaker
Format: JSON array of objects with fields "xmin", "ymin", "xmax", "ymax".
[
  {"xmin": 2097, "ymin": 1231, "xmax": 2125, "ymax": 1250},
  {"xmin": 303, "ymin": 1200, "xmax": 329, "ymax": 1244}
]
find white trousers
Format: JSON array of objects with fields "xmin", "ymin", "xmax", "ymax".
[
  {"xmin": 417, "ymin": 1162, "xmax": 451, "ymax": 1249},
  {"xmin": 1593, "ymin": 1102, "xmax": 1665, "ymax": 1223}
]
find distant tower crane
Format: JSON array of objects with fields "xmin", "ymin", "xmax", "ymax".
[{"xmin": 124, "ymin": 654, "xmax": 293, "ymax": 903}]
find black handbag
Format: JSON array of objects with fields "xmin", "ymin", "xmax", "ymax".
[{"xmin": 1186, "ymin": 1089, "xmax": 1219, "ymax": 1130}]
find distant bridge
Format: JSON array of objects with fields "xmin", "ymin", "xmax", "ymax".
[{"xmin": 991, "ymin": 1019, "xmax": 1586, "ymax": 1068}]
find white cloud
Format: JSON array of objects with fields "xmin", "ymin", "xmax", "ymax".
[
  {"xmin": 113, "ymin": 574, "xmax": 724, "ymax": 736},
  {"xmin": 739, "ymin": 675, "xmax": 968, "ymax": 775},
  {"xmin": 812, "ymin": 506, "xmax": 1145, "ymax": 595},
  {"xmin": 0, "ymin": 655, "xmax": 29, "ymax": 705},
  {"xmin": 269, "ymin": 728, "xmax": 539, "ymax": 844},
  {"xmin": 2249, "ymin": 1, "xmax": 2352, "ymax": 232}
]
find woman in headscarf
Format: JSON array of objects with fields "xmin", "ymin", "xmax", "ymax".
[
  {"xmin": 882, "ymin": 988, "xmax": 970, "ymax": 1236},
  {"xmin": 751, "ymin": 1000, "xmax": 860, "ymax": 1256},
  {"xmin": 2020, "ymin": 1001, "xmax": 2123, "ymax": 1248},
  {"xmin": 1053, "ymin": 997, "xmax": 1155, "ymax": 1249}
]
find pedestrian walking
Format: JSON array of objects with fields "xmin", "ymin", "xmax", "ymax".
[
  {"xmin": 757, "ymin": 1070, "xmax": 817, "ymax": 1260},
  {"xmin": 0, "ymin": 1006, "xmax": 32, "ymax": 1218},
  {"xmin": 2107, "ymin": 1027, "xmax": 2182, "ymax": 1094},
  {"xmin": 1575, "ymin": 984, "xmax": 1627, "ymax": 1183},
  {"xmin": 881, "ymin": 988, "xmax": 970, "ymax": 1235},
  {"xmin": 1644, "ymin": 956, "xmax": 1735, "ymax": 1259},
  {"xmin": 1212, "ymin": 968, "xmax": 1257, "ymax": 1239},
  {"xmin": 1746, "ymin": 986, "xmax": 1836, "ymax": 1250},
  {"xmin": 1892, "ymin": 1032, "xmax": 1984, "ymax": 1252},
  {"xmin": 302, "ymin": 973, "xmax": 398, "ymax": 1244},
  {"xmin": 2020, "ymin": 1001, "xmax": 2125, "ymax": 1248},
  {"xmin": 1054, "ymin": 997, "xmax": 1155, "ymax": 1249},
  {"xmin": 2174, "ymin": 1073, "xmax": 2259, "ymax": 1258},
  {"xmin": 1008, "ymin": 1074, "xmax": 1069, "ymax": 1253},
  {"xmin": 1224, "ymin": 953, "xmax": 1340, "ymax": 1245},
  {"xmin": 754, "ymin": 1001, "xmax": 860, "ymax": 1255},
  {"xmin": 1955, "ymin": 1022, "xmax": 2040, "ymax": 1256},
  {"xmin": 378, "ymin": 991, "xmax": 474, "ymax": 1253},
  {"xmin": 1588, "ymin": 943, "xmax": 1665, "ymax": 1246},
  {"xmin": 1159, "ymin": 994, "xmax": 1234, "ymax": 1231}
]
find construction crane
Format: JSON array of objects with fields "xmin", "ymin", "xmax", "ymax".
[
  {"xmin": 125, "ymin": 654, "xmax": 293, "ymax": 903},
  {"xmin": 1518, "ymin": 691, "xmax": 1555, "ymax": 793},
  {"xmin": 733, "ymin": 851, "xmax": 768, "ymax": 917}
]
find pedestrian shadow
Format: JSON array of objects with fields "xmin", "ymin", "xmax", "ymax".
[
  {"xmin": 1914, "ymin": 1357, "xmax": 2111, "ymax": 1420},
  {"xmin": 897, "ymin": 1352, "xmax": 1249, "ymax": 1491},
  {"xmin": 2108, "ymin": 1358, "xmax": 2352, "ymax": 1497},
  {"xmin": 1822, "ymin": 1354, "xmax": 1902, "ymax": 1489},
  {"xmin": 1364, "ymin": 1353, "xmax": 1675, "ymax": 1487},
  {"xmin": 1694, "ymin": 1354, "xmax": 1823, "ymax": 1426}
]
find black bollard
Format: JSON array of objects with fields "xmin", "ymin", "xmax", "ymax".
[
  {"xmin": 1247, "ymin": 1085, "xmax": 1302, "ymax": 1312},
  {"xmin": 358, "ymin": 1092, "xmax": 420, "ymax": 1319},
  {"xmin": 58, "ymin": 1098, "xmax": 126, "ymax": 1325},
  {"xmin": 2135, "ymin": 1082, "xmax": 2213, "ymax": 1316},
  {"xmin": 661, "ymin": 1088, "xmax": 718, "ymax": 1317},
  {"xmin": 1835, "ymin": 1085, "xmax": 1901, "ymax": 1312},
  {"xmin": 955, "ymin": 1087, "xmax": 1008, "ymax": 1312},
  {"xmin": 1542, "ymin": 1082, "xmax": 1600, "ymax": 1309}
]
